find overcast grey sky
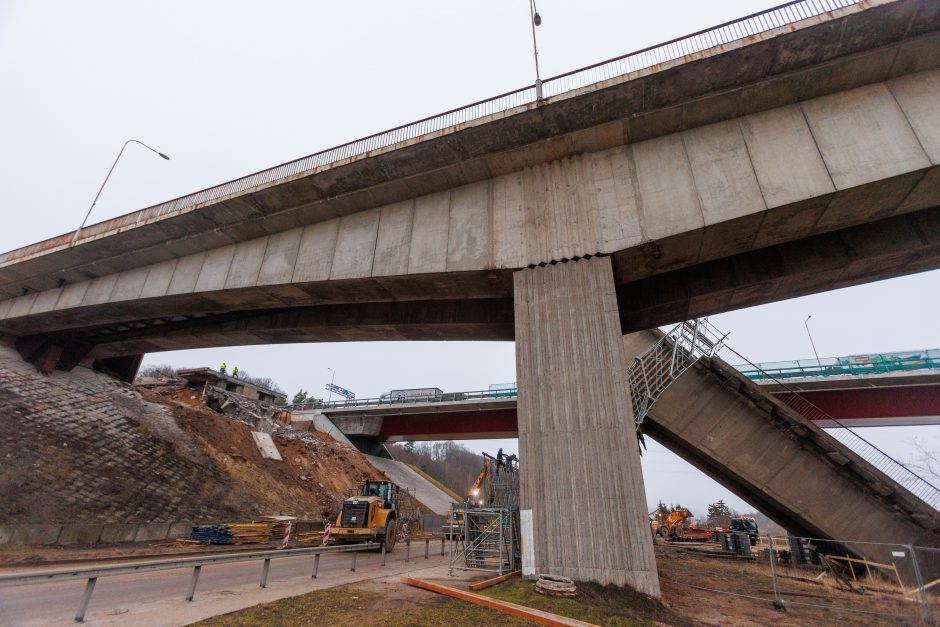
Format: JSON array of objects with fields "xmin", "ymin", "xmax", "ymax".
[{"xmin": 1, "ymin": 1, "xmax": 937, "ymax": 517}]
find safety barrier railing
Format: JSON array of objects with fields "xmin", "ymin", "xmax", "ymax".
[
  {"xmin": 627, "ymin": 318, "xmax": 728, "ymax": 430},
  {"xmin": 714, "ymin": 343, "xmax": 940, "ymax": 512},
  {"xmin": 660, "ymin": 534, "xmax": 937, "ymax": 623},
  {"xmin": 0, "ymin": 539, "xmax": 448, "ymax": 623},
  {"xmin": 540, "ymin": 0, "xmax": 860, "ymax": 98},
  {"xmin": 14, "ymin": 0, "xmax": 862, "ymax": 257},
  {"xmin": 0, "ymin": 543, "xmax": 379, "ymax": 622},
  {"xmin": 289, "ymin": 387, "xmax": 518, "ymax": 411},
  {"xmin": 737, "ymin": 354, "xmax": 940, "ymax": 380}
]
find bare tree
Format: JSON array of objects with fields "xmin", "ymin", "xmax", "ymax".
[
  {"xmin": 909, "ymin": 438, "xmax": 940, "ymax": 482},
  {"xmin": 135, "ymin": 364, "xmax": 178, "ymax": 381}
]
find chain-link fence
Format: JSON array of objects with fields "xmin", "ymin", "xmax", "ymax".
[
  {"xmin": 767, "ymin": 536, "xmax": 937, "ymax": 623},
  {"xmin": 657, "ymin": 534, "xmax": 937, "ymax": 624}
]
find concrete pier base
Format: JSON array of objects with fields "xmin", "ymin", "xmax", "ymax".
[{"xmin": 514, "ymin": 256, "xmax": 660, "ymax": 597}]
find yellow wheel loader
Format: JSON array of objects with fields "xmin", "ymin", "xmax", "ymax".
[{"xmin": 331, "ymin": 480, "xmax": 400, "ymax": 551}]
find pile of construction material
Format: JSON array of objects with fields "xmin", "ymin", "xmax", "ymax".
[
  {"xmin": 256, "ymin": 515, "xmax": 296, "ymax": 543},
  {"xmin": 297, "ymin": 530, "xmax": 326, "ymax": 544},
  {"xmin": 190, "ymin": 523, "xmax": 272, "ymax": 545}
]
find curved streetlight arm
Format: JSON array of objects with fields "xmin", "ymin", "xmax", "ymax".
[{"xmin": 71, "ymin": 139, "xmax": 170, "ymax": 245}]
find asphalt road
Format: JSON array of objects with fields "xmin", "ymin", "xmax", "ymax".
[{"xmin": 0, "ymin": 544, "xmax": 448, "ymax": 626}]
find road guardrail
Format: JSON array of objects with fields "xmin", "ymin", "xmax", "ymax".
[{"xmin": 0, "ymin": 542, "xmax": 379, "ymax": 622}]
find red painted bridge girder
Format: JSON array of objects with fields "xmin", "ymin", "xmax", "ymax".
[
  {"xmin": 373, "ymin": 385, "xmax": 939, "ymax": 440},
  {"xmin": 775, "ymin": 386, "xmax": 940, "ymax": 426}
]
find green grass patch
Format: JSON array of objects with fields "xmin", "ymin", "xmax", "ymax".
[
  {"xmin": 194, "ymin": 585, "xmax": 528, "ymax": 627},
  {"xmin": 480, "ymin": 578, "xmax": 692, "ymax": 627}
]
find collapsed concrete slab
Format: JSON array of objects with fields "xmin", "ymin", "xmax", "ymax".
[{"xmin": 624, "ymin": 329, "xmax": 940, "ymax": 571}]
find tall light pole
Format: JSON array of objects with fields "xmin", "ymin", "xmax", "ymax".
[
  {"xmin": 326, "ymin": 367, "xmax": 336, "ymax": 404},
  {"xmin": 529, "ymin": 0, "xmax": 543, "ymax": 100},
  {"xmin": 804, "ymin": 315, "xmax": 822, "ymax": 368},
  {"xmin": 72, "ymin": 139, "xmax": 170, "ymax": 244}
]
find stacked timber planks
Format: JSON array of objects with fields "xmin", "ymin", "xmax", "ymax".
[
  {"xmin": 229, "ymin": 523, "xmax": 272, "ymax": 544},
  {"xmin": 190, "ymin": 523, "xmax": 272, "ymax": 545},
  {"xmin": 255, "ymin": 515, "xmax": 296, "ymax": 543}
]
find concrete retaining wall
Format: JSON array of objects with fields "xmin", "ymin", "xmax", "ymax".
[{"xmin": 0, "ymin": 521, "xmax": 190, "ymax": 546}]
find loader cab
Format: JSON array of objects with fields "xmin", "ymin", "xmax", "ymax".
[{"xmin": 361, "ymin": 480, "xmax": 398, "ymax": 510}]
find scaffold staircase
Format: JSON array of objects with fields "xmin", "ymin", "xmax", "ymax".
[{"xmin": 627, "ymin": 318, "xmax": 726, "ymax": 433}]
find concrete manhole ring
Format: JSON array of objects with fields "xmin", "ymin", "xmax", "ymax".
[{"xmin": 535, "ymin": 574, "xmax": 578, "ymax": 597}]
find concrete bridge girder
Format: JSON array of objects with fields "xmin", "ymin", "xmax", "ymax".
[
  {"xmin": 1, "ymin": 68, "xmax": 939, "ymax": 364},
  {"xmin": 2, "ymin": 0, "xmax": 938, "ymax": 296}
]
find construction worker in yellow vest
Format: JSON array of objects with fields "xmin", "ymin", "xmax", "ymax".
[
  {"xmin": 219, "ymin": 362, "xmax": 227, "ymax": 375},
  {"xmin": 232, "ymin": 366, "xmax": 239, "ymax": 378}
]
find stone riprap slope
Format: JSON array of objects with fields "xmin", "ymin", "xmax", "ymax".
[{"xmin": 0, "ymin": 344, "xmax": 379, "ymax": 524}]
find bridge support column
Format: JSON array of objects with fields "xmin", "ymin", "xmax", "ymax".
[{"xmin": 514, "ymin": 256, "xmax": 659, "ymax": 596}]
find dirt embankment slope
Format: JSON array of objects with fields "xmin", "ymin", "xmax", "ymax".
[{"xmin": 151, "ymin": 387, "xmax": 382, "ymax": 521}]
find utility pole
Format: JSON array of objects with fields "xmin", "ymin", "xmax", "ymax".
[{"xmin": 529, "ymin": 0, "xmax": 543, "ymax": 100}]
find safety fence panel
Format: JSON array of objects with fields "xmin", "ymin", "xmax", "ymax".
[{"xmin": 657, "ymin": 534, "xmax": 936, "ymax": 624}]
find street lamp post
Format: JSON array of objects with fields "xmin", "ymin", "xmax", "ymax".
[
  {"xmin": 804, "ymin": 315, "xmax": 822, "ymax": 368},
  {"xmin": 529, "ymin": 0, "xmax": 543, "ymax": 100},
  {"xmin": 72, "ymin": 139, "xmax": 170, "ymax": 244},
  {"xmin": 326, "ymin": 367, "xmax": 336, "ymax": 404}
]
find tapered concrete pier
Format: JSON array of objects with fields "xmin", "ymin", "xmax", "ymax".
[{"xmin": 514, "ymin": 256, "xmax": 660, "ymax": 596}]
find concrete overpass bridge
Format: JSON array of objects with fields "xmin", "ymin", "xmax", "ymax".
[
  {"xmin": 301, "ymin": 346, "xmax": 940, "ymax": 435},
  {"xmin": 2, "ymin": 0, "xmax": 939, "ymax": 594}
]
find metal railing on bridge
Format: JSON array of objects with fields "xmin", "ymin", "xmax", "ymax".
[
  {"xmin": 736, "ymin": 351, "xmax": 940, "ymax": 381},
  {"xmin": 59, "ymin": 0, "xmax": 862, "ymax": 246},
  {"xmin": 627, "ymin": 318, "xmax": 729, "ymax": 430},
  {"xmin": 289, "ymin": 387, "xmax": 518, "ymax": 412}
]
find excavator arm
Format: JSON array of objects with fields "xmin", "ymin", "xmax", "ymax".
[{"xmin": 468, "ymin": 458, "xmax": 491, "ymax": 501}]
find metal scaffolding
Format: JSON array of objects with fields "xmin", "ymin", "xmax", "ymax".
[
  {"xmin": 449, "ymin": 506, "xmax": 520, "ymax": 575},
  {"xmin": 482, "ymin": 454, "xmax": 520, "ymax": 509}
]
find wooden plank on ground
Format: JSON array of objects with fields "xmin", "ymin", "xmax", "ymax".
[
  {"xmin": 469, "ymin": 570, "xmax": 521, "ymax": 591},
  {"xmin": 401, "ymin": 576, "xmax": 598, "ymax": 627}
]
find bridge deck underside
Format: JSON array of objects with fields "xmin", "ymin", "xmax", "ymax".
[{"xmin": 5, "ymin": 201, "xmax": 939, "ymax": 361}]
